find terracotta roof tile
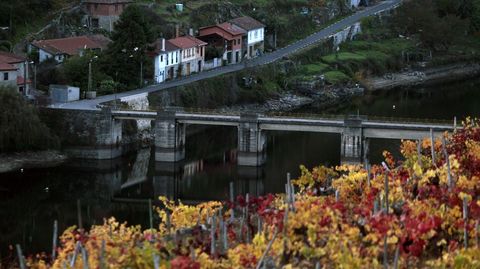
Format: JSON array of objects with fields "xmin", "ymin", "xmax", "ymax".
[
  {"xmin": 168, "ymin": 36, "xmax": 207, "ymax": 49},
  {"xmin": 31, "ymin": 35, "xmax": 110, "ymax": 56},
  {"xmin": 0, "ymin": 62, "xmax": 17, "ymax": 71},
  {"xmin": 217, "ymin": 22, "xmax": 246, "ymax": 36},
  {"xmin": 0, "ymin": 51, "xmax": 26, "ymax": 64},
  {"xmin": 150, "ymin": 38, "xmax": 180, "ymax": 54},
  {"xmin": 229, "ymin": 16, "xmax": 265, "ymax": 31}
]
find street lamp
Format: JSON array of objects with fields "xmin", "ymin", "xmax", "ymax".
[
  {"xmin": 88, "ymin": 55, "xmax": 98, "ymax": 94},
  {"xmin": 29, "ymin": 61, "xmax": 36, "ymax": 90}
]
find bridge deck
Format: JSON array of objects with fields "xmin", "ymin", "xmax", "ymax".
[{"xmin": 111, "ymin": 110, "xmax": 455, "ymax": 140}]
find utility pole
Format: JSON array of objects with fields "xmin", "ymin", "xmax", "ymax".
[
  {"xmin": 88, "ymin": 60, "xmax": 92, "ymax": 93},
  {"xmin": 140, "ymin": 59, "xmax": 143, "ymax": 87},
  {"xmin": 23, "ymin": 60, "xmax": 27, "ymax": 96}
]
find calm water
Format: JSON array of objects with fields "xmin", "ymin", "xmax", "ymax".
[{"xmin": 1, "ymin": 78, "xmax": 480, "ymax": 254}]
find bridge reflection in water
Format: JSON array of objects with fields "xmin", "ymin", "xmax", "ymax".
[{"xmin": 111, "ymin": 148, "xmax": 264, "ymax": 205}]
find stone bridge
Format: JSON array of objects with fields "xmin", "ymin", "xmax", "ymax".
[{"xmin": 105, "ymin": 107, "xmax": 455, "ymax": 166}]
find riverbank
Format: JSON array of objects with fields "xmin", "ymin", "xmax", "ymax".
[
  {"xmin": 0, "ymin": 150, "xmax": 67, "ymax": 173},
  {"xmin": 363, "ymin": 63, "xmax": 480, "ymax": 90}
]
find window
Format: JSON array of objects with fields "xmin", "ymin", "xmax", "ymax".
[
  {"xmin": 95, "ymin": 3, "xmax": 98, "ymax": 10},
  {"xmin": 115, "ymin": 4, "xmax": 118, "ymax": 11},
  {"xmin": 238, "ymin": 38, "xmax": 241, "ymax": 44},
  {"xmin": 160, "ymin": 55, "xmax": 163, "ymax": 61},
  {"xmin": 255, "ymin": 30, "xmax": 258, "ymax": 38},
  {"xmin": 3, "ymin": 72, "xmax": 8, "ymax": 81},
  {"xmin": 233, "ymin": 39, "xmax": 236, "ymax": 45}
]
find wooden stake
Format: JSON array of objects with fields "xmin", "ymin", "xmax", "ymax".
[
  {"xmin": 393, "ymin": 245, "xmax": 400, "ymax": 269},
  {"xmin": 366, "ymin": 163, "xmax": 371, "ymax": 187},
  {"xmin": 52, "ymin": 220, "xmax": 58, "ymax": 260},
  {"xmin": 222, "ymin": 221, "xmax": 228, "ymax": 251},
  {"xmin": 99, "ymin": 240, "xmax": 105, "ymax": 269},
  {"xmin": 246, "ymin": 193, "xmax": 250, "ymax": 243},
  {"xmin": 153, "ymin": 254, "xmax": 160, "ymax": 269},
  {"xmin": 384, "ymin": 174, "xmax": 389, "ymax": 214},
  {"xmin": 16, "ymin": 244, "xmax": 26, "ymax": 269},
  {"xmin": 463, "ymin": 197, "xmax": 469, "ymax": 248},
  {"xmin": 430, "ymin": 129, "xmax": 435, "ymax": 166},
  {"xmin": 70, "ymin": 241, "xmax": 81, "ymax": 267},
  {"xmin": 149, "ymin": 199, "xmax": 153, "ymax": 230},
  {"xmin": 211, "ymin": 215, "xmax": 216, "ymax": 255},
  {"xmin": 335, "ymin": 190, "xmax": 339, "ymax": 202},
  {"xmin": 81, "ymin": 245, "xmax": 89, "ymax": 269},
  {"xmin": 454, "ymin": 116, "xmax": 457, "ymax": 132},
  {"xmin": 230, "ymin": 182, "xmax": 235, "ymax": 221},
  {"xmin": 417, "ymin": 140, "xmax": 422, "ymax": 166},
  {"xmin": 442, "ymin": 136, "xmax": 453, "ymax": 190},
  {"xmin": 255, "ymin": 228, "xmax": 279, "ymax": 269},
  {"xmin": 383, "ymin": 235, "xmax": 388, "ymax": 269},
  {"xmin": 77, "ymin": 199, "xmax": 83, "ymax": 230},
  {"xmin": 374, "ymin": 198, "xmax": 379, "ymax": 214},
  {"xmin": 315, "ymin": 262, "xmax": 321, "ymax": 269}
]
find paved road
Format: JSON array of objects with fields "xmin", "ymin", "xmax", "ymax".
[{"xmin": 57, "ymin": 0, "xmax": 401, "ymax": 111}]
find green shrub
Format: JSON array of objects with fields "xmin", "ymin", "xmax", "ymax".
[
  {"xmin": 324, "ymin": 71, "xmax": 350, "ymax": 84},
  {"xmin": 0, "ymin": 87, "xmax": 60, "ymax": 152}
]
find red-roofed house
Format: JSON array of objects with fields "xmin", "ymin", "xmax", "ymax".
[
  {"xmin": 82, "ymin": 0, "xmax": 132, "ymax": 32},
  {"xmin": 148, "ymin": 38, "xmax": 181, "ymax": 83},
  {"xmin": 168, "ymin": 36, "xmax": 207, "ymax": 76},
  {"xmin": 30, "ymin": 35, "xmax": 110, "ymax": 63},
  {"xmin": 198, "ymin": 22, "xmax": 246, "ymax": 64},
  {"xmin": 229, "ymin": 16, "xmax": 265, "ymax": 58},
  {"xmin": 0, "ymin": 51, "xmax": 31, "ymax": 94}
]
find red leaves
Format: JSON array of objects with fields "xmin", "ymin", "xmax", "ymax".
[{"xmin": 170, "ymin": 256, "xmax": 200, "ymax": 269}]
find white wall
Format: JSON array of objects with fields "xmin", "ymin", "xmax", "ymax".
[
  {"xmin": 248, "ymin": 28, "xmax": 264, "ymax": 45},
  {"xmin": 39, "ymin": 49, "xmax": 53, "ymax": 63}
]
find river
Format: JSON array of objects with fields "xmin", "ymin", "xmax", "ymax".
[{"xmin": 1, "ymin": 78, "xmax": 479, "ymax": 255}]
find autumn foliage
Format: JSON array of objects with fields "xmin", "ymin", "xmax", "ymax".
[{"xmin": 23, "ymin": 118, "xmax": 480, "ymax": 268}]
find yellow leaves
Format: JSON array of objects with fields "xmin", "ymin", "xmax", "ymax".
[
  {"xmin": 387, "ymin": 235, "xmax": 398, "ymax": 245},
  {"xmin": 413, "ymin": 162, "xmax": 423, "ymax": 177},
  {"xmin": 157, "ymin": 197, "xmax": 222, "ymax": 234}
]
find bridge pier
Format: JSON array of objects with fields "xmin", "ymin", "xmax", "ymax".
[
  {"xmin": 155, "ymin": 110, "xmax": 186, "ymax": 162},
  {"xmin": 341, "ymin": 116, "xmax": 364, "ymax": 165},
  {"xmin": 237, "ymin": 113, "xmax": 267, "ymax": 166}
]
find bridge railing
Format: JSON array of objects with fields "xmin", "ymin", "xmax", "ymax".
[
  {"xmin": 365, "ymin": 115, "xmax": 454, "ymax": 126},
  {"xmin": 264, "ymin": 111, "xmax": 345, "ymax": 120}
]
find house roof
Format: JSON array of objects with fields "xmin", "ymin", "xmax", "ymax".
[
  {"xmin": 229, "ymin": 16, "xmax": 265, "ymax": 31},
  {"xmin": 150, "ymin": 38, "xmax": 180, "ymax": 54},
  {"xmin": 216, "ymin": 22, "xmax": 246, "ymax": 36},
  {"xmin": 31, "ymin": 35, "xmax": 110, "ymax": 56},
  {"xmin": 0, "ymin": 51, "xmax": 26, "ymax": 64},
  {"xmin": 168, "ymin": 36, "xmax": 207, "ymax": 49},
  {"xmin": 0, "ymin": 62, "xmax": 17, "ymax": 71},
  {"xmin": 16, "ymin": 76, "xmax": 32, "ymax": 85},
  {"xmin": 82, "ymin": 0, "xmax": 132, "ymax": 4}
]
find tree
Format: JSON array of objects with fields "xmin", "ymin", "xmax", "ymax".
[
  {"xmin": 101, "ymin": 5, "xmax": 154, "ymax": 89},
  {"xmin": 63, "ymin": 54, "xmax": 110, "ymax": 94},
  {"xmin": 0, "ymin": 86, "xmax": 59, "ymax": 152}
]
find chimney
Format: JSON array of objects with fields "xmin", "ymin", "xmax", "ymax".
[
  {"xmin": 161, "ymin": 38, "xmax": 165, "ymax": 51},
  {"xmin": 188, "ymin": 28, "xmax": 193, "ymax": 36},
  {"xmin": 175, "ymin": 24, "xmax": 180, "ymax": 38}
]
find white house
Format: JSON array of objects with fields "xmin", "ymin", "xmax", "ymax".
[
  {"xmin": 150, "ymin": 38, "xmax": 181, "ymax": 83},
  {"xmin": 0, "ymin": 51, "xmax": 31, "ymax": 95},
  {"xmin": 30, "ymin": 35, "xmax": 110, "ymax": 63},
  {"xmin": 229, "ymin": 16, "xmax": 265, "ymax": 59}
]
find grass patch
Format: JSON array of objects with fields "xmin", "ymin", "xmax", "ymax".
[
  {"xmin": 324, "ymin": 71, "xmax": 350, "ymax": 84},
  {"xmin": 302, "ymin": 63, "xmax": 329, "ymax": 75},
  {"xmin": 321, "ymin": 52, "xmax": 367, "ymax": 63}
]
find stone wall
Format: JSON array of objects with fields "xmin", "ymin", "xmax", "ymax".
[{"xmin": 40, "ymin": 107, "xmax": 123, "ymax": 159}]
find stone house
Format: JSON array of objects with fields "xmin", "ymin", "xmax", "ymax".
[
  {"xmin": 30, "ymin": 35, "xmax": 110, "ymax": 63},
  {"xmin": 82, "ymin": 0, "xmax": 132, "ymax": 32},
  {"xmin": 229, "ymin": 16, "xmax": 265, "ymax": 59},
  {"xmin": 0, "ymin": 51, "xmax": 31, "ymax": 95},
  {"xmin": 149, "ymin": 38, "xmax": 181, "ymax": 83},
  {"xmin": 198, "ymin": 22, "xmax": 246, "ymax": 64},
  {"xmin": 168, "ymin": 36, "xmax": 207, "ymax": 76}
]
